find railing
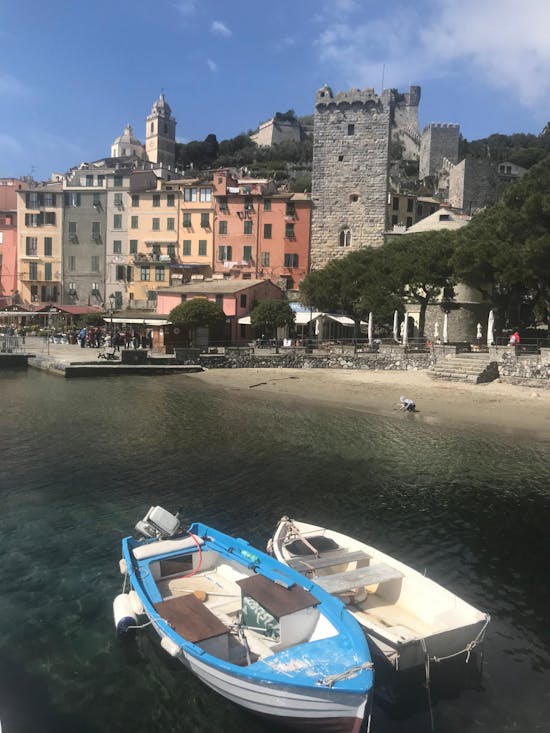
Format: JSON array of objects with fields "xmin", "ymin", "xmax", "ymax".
[{"xmin": 0, "ymin": 335, "xmax": 22, "ymax": 353}]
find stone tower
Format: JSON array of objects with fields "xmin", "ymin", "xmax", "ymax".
[
  {"xmin": 146, "ymin": 93, "xmax": 176, "ymax": 167},
  {"xmin": 419, "ymin": 123, "xmax": 460, "ymax": 180},
  {"xmin": 311, "ymin": 85, "xmax": 400, "ymax": 269}
]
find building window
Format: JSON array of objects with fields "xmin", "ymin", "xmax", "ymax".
[
  {"xmin": 167, "ymin": 217, "xmax": 175, "ymax": 231},
  {"xmin": 200, "ymin": 188, "xmax": 212, "ymax": 202},
  {"xmin": 152, "ymin": 218, "xmax": 160, "ymax": 231},
  {"xmin": 92, "ymin": 221, "xmax": 101, "ymax": 240},
  {"xmin": 263, "ymin": 223, "xmax": 272, "ymax": 239},
  {"xmin": 261, "ymin": 251, "xmax": 270, "ymax": 267},
  {"xmin": 116, "ymin": 265, "xmax": 126, "ymax": 280},
  {"xmin": 244, "ymin": 220, "xmax": 253, "ymax": 235},
  {"xmin": 113, "ymin": 240, "xmax": 122, "ymax": 254},
  {"xmin": 29, "ymin": 262, "xmax": 38, "ymax": 280},
  {"xmin": 68, "ymin": 221, "xmax": 77, "ymax": 236},
  {"xmin": 98, "ymin": 175, "xmax": 105, "ymax": 186},
  {"xmin": 218, "ymin": 197, "xmax": 228, "ymax": 212},
  {"xmin": 285, "ymin": 223, "xmax": 295, "ymax": 239},
  {"xmin": 45, "ymin": 212, "xmax": 56, "ymax": 225},
  {"xmin": 44, "ymin": 237, "xmax": 52, "ymax": 256},
  {"xmin": 219, "ymin": 220, "xmax": 227, "ymax": 235},
  {"xmin": 284, "ymin": 253, "xmax": 299, "ymax": 268},
  {"xmin": 183, "ymin": 240, "xmax": 191, "ymax": 256},
  {"xmin": 167, "ymin": 244, "xmax": 176, "ymax": 257},
  {"xmin": 131, "ymin": 194, "xmax": 140, "ymax": 207},
  {"xmin": 68, "ymin": 281, "xmax": 76, "ymax": 293},
  {"xmin": 391, "ymin": 215, "xmax": 398, "ymax": 225},
  {"xmin": 338, "ymin": 155, "xmax": 344, "ymax": 162},
  {"xmin": 129, "ymin": 239, "xmax": 137, "ymax": 254},
  {"xmin": 184, "ymin": 187, "xmax": 197, "ymax": 202},
  {"xmin": 141, "ymin": 265, "xmax": 150, "ymax": 281},
  {"xmin": 198, "ymin": 240, "xmax": 207, "ymax": 256},
  {"xmin": 26, "ymin": 192, "xmax": 39, "ymax": 208},
  {"xmin": 114, "ymin": 192, "xmax": 123, "ymax": 208},
  {"xmin": 285, "ymin": 202, "xmax": 296, "ymax": 217},
  {"xmin": 43, "ymin": 193, "xmax": 56, "ymax": 207},
  {"xmin": 240, "ymin": 294, "xmax": 247, "ymax": 308},
  {"xmin": 244, "ymin": 197, "xmax": 253, "ymax": 211},
  {"xmin": 407, "ymin": 198, "xmax": 414, "ymax": 212},
  {"xmin": 201, "ymin": 212, "xmax": 210, "ymax": 228},
  {"xmin": 416, "ymin": 205, "xmax": 423, "ymax": 217},
  {"xmin": 347, "ymin": 124, "xmax": 355, "ymax": 135},
  {"xmin": 215, "ymin": 294, "xmax": 223, "ymax": 308},
  {"xmin": 131, "ymin": 215, "xmax": 138, "ymax": 228},
  {"xmin": 183, "ymin": 212, "xmax": 191, "ymax": 227},
  {"xmin": 25, "ymin": 213, "xmax": 41, "ymax": 227},
  {"xmin": 68, "ymin": 256, "xmax": 76, "ymax": 271},
  {"xmin": 155, "ymin": 266, "xmax": 165, "ymax": 281},
  {"xmin": 65, "ymin": 192, "xmax": 81, "ymax": 207},
  {"xmin": 218, "ymin": 245, "xmax": 232, "ymax": 261},
  {"xmin": 406, "ymin": 216, "xmax": 413, "ymax": 227},
  {"xmin": 242, "ymin": 246, "xmax": 252, "ymax": 262},
  {"xmin": 392, "ymin": 197, "xmax": 399, "ymax": 211},
  {"xmin": 167, "ymin": 193, "xmax": 175, "ymax": 207},
  {"xmin": 91, "ymin": 256, "xmax": 99, "ymax": 272},
  {"xmin": 92, "ymin": 192, "xmax": 101, "ymax": 207},
  {"xmin": 44, "ymin": 262, "xmax": 52, "ymax": 281},
  {"xmin": 113, "ymin": 214, "xmax": 122, "ymax": 229},
  {"xmin": 339, "ymin": 228, "xmax": 351, "ymax": 247},
  {"xmin": 26, "ymin": 237, "xmax": 38, "ymax": 256},
  {"xmin": 264, "ymin": 199, "xmax": 271, "ymax": 211},
  {"xmin": 113, "ymin": 175, "xmax": 123, "ymax": 187},
  {"xmin": 152, "ymin": 194, "xmax": 160, "ymax": 207}
]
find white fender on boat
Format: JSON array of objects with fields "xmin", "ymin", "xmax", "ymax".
[
  {"xmin": 160, "ymin": 636, "xmax": 181, "ymax": 658},
  {"xmin": 113, "ymin": 593, "xmax": 137, "ymax": 637},
  {"xmin": 128, "ymin": 589, "xmax": 144, "ymax": 616},
  {"xmin": 119, "ymin": 558, "xmax": 128, "ymax": 575}
]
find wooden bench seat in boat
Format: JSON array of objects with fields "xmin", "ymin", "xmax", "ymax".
[
  {"xmin": 237, "ymin": 574, "xmax": 318, "ymax": 618},
  {"xmin": 154, "ymin": 593, "xmax": 228, "ymax": 645},
  {"xmin": 316, "ymin": 563, "xmax": 403, "ymax": 595},
  {"xmin": 286, "ymin": 549, "xmax": 371, "ymax": 572}
]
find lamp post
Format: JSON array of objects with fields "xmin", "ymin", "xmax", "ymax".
[{"xmin": 108, "ymin": 293, "xmax": 116, "ymax": 345}]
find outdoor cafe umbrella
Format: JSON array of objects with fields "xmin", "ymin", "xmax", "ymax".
[
  {"xmin": 443, "ymin": 313, "xmax": 449, "ymax": 344},
  {"xmin": 393, "ymin": 310, "xmax": 399, "ymax": 342},
  {"xmin": 368, "ymin": 312, "xmax": 373, "ymax": 346},
  {"xmin": 487, "ymin": 310, "xmax": 495, "ymax": 346},
  {"xmin": 402, "ymin": 313, "xmax": 409, "ymax": 345},
  {"xmin": 434, "ymin": 322, "xmax": 440, "ymax": 341}
]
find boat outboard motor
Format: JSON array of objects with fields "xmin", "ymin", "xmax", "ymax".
[{"xmin": 135, "ymin": 505, "xmax": 181, "ymax": 540}]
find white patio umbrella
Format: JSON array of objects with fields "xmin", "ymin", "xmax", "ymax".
[
  {"xmin": 434, "ymin": 322, "xmax": 440, "ymax": 341},
  {"xmin": 368, "ymin": 312, "xmax": 373, "ymax": 345},
  {"xmin": 402, "ymin": 312, "xmax": 409, "ymax": 345},
  {"xmin": 393, "ymin": 310, "xmax": 399, "ymax": 342},
  {"xmin": 443, "ymin": 312, "xmax": 449, "ymax": 344},
  {"xmin": 487, "ymin": 310, "xmax": 494, "ymax": 346}
]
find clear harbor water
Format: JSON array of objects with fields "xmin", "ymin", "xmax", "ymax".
[{"xmin": 0, "ymin": 369, "xmax": 549, "ymax": 732}]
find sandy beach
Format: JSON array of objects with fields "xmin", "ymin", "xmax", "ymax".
[{"xmin": 189, "ymin": 367, "xmax": 550, "ymax": 437}]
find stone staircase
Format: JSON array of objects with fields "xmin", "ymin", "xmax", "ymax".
[{"xmin": 431, "ymin": 352, "xmax": 500, "ymax": 383}]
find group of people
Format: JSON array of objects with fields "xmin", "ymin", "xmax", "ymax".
[{"xmin": 76, "ymin": 327, "xmax": 153, "ymax": 351}]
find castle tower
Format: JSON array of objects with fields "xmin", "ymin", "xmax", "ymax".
[
  {"xmin": 145, "ymin": 93, "xmax": 176, "ymax": 167},
  {"xmin": 310, "ymin": 84, "xmax": 395, "ymax": 269},
  {"xmin": 419, "ymin": 123, "xmax": 460, "ymax": 180}
]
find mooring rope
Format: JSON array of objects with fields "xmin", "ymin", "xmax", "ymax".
[{"xmin": 319, "ymin": 660, "xmax": 374, "ymax": 687}]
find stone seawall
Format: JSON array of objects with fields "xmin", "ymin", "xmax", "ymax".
[
  {"xmin": 498, "ymin": 350, "xmax": 550, "ymax": 387},
  {"xmin": 194, "ymin": 351, "xmax": 433, "ymax": 371}
]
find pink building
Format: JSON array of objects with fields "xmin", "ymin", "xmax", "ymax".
[
  {"xmin": 0, "ymin": 179, "xmax": 26, "ymax": 307},
  {"xmin": 157, "ymin": 277, "xmax": 283, "ymax": 347}
]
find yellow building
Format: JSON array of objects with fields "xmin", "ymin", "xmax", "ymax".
[
  {"xmin": 127, "ymin": 175, "xmax": 181, "ymax": 309},
  {"xmin": 16, "ymin": 183, "xmax": 63, "ymax": 306},
  {"xmin": 178, "ymin": 178, "xmax": 214, "ymax": 280}
]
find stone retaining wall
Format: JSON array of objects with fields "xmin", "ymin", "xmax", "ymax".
[
  {"xmin": 195, "ymin": 351, "xmax": 432, "ymax": 371},
  {"xmin": 498, "ymin": 351, "xmax": 550, "ymax": 386}
]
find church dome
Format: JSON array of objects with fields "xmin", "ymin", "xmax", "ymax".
[{"xmin": 113, "ymin": 124, "xmax": 142, "ymax": 146}]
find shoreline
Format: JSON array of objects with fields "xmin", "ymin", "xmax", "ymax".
[{"xmin": 189, "ymin": 367, "xmax": 550, "ymax": 438}]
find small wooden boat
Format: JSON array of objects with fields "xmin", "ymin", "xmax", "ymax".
[
  {"xmin": 114, "ymin": 507, "xmax": 373, "ymax": 732},
  {"xmin": 269, "ymin": 517, "xmax": 490, "ymax": 672}
]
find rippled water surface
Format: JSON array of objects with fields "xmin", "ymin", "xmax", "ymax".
[{"xmin": 1, "ymin": 369, "xmax": 549, "ymax": 732}]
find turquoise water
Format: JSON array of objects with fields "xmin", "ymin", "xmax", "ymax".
[{"xmin": 0, "ymin": 369, "xmax": 549, "ymax": 732}]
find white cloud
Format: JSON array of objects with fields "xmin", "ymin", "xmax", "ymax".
[
  {"xmin": 211, "ymin": 20, "xmax": 232, "ymax": 37},
  {"xmin": 173, "ymin": 0, "xmax": 196, "ymax": 19},
  {"xmin": 207, "ymin": 58, "xmax": 218, "ymax": 72},
  {"xmin": 0, "ymin": 73, "xmax": 30, "ymax": 98},
  {"xmin": 315, "ymin": 0, "xmax": 550, "ymax": 110}
]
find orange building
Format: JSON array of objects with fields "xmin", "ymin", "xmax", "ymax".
[
  {"xmin": 0, "ymin": 179, "xmax": 26, "ymax": 306},
  {"xmin": 212, "ymin": 170, "xmax": 311, "ymax": 295}
]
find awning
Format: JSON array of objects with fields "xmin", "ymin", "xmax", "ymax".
[
  {"xmin": 238, "ymin": 316, "xmax": 251, "ymax": 325},
  {"xmin": 110, "ymin": 317, "xmax": 170, "ymax": 326}
]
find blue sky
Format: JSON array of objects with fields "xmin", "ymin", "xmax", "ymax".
[{"xmin": 2, "ymin": 0, "xmax": 549, "ymax": 181}]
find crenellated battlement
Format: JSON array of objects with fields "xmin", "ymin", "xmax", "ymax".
[
  {"xmin": 422, "ymin": 122, "xmax": 460, "ymax": 132},
  {"xmin": 315, "ymin": 84, "xmax": 390, "ymax": 112}
]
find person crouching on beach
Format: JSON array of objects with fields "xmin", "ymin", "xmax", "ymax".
[{"xmin": 399, "ymin": 395, "xmax": 416, "ymax": 412}]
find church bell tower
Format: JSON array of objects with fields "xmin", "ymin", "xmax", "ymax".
[{"xmin": 146, "ymin": 93, "xmax": 176, "ymax": 167}]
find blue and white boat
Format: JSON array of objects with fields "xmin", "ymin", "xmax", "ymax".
[{"xmin": 114, "ymin": 507, "xmax": 374, "ymax": 732}]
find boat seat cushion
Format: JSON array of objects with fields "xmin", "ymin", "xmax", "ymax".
[
  {"xmin": 287, "ymin": 549, "xmax": 371, "ymax": 572},
  {"xmin": 316, "ymin": 563, "xmax": 403, "ymax": 595},
  {"xmin": 154, "ymin": 593, "xmax": 227, "ymax": 644},
  {"xmin": 237, "ymin": 574, "xmax": 318, "ymax": 619}
]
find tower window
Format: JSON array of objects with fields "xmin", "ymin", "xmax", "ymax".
[
  {"xmin": 339, "ymin": 229, "xmax": 351, "ymax": 247},
  {"xmin": 338, "ymin": 155, "xmax": 344, "ymax": 162},
  {"xmin": 347, "ymin": 124, "xmax": 355, "ymax": 135},
  {"xmin": 150, "ymin": 122, "xmax": 154, "ymax": 133}
]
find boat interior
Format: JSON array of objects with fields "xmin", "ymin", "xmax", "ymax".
[
  {"xmin": 280, "ymin": 529, "xmax": 471, "ymax": 648},
  {"xmin": 132, "ymin": 539, "xmax": 339, "ymax": 667}
]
